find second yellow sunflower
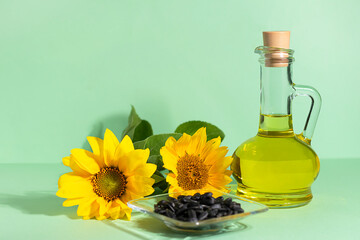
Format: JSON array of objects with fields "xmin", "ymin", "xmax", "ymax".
[{"xmin": 160, "ymin": 127, "xmax": 233, "ymax": 195}]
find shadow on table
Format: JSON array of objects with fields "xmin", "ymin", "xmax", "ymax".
[
  {"xmin": 105, "ymin": 213, "xmax": 250, "ymax": 240},
  {"xmin": 0, "ymin": 191, "xmax": 77, "ymax": 219}
]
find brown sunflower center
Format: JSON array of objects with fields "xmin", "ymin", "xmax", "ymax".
[
  {"xmin": 91, "ymin": 167, "xmax": 127, "ymax": 202},
  {"xmin": 176, "ymin": 153, "xmax": 209, "ymax": 190}
]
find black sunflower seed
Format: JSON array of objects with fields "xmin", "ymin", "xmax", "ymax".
[
  {"xmin": 198, "ymin": 211, "xmax": 209, "ymax": 220},
  {"xmin": 154, "ymin": 192, "xmax": 245, "ymax": 222},
  {"xmin": 166, "ymin": 209, "xmax": 176, "ymax": 218},
  {"xmin": 215, "ymin": 196, "xmax": 224, "ymax": 203},
  {"xmin": 204, "ymin": 192, "xmax": 213, "ymax": 198}
]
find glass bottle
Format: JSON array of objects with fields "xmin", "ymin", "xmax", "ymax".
[{"xmin": 231, "ymin": 31, "xmax": 321, "ymax": 208}]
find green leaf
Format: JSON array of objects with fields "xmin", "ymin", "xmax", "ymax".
[
  {"xmin": 155, "ymin": 179, "xmax": 169, "ymax": 191},
  {"xmin": 175, "ymin": 121, "xmax": 225, "ymax": 141},
  {"xmin": 151, "ymin": 170, "xmax": 165, "ymax": 184},
  {"xmin": 151, "ymin": 170, "xmax": 169, "ymax": 195},
  {"xmin": 162, "ymin": 185, "xmax": 170, "ymax": 193},
  {"xmin": 122, "ymin": 106, "xmax": 153, "ymax": 141},
  {"xmin": 133, "ymin": 120, "xmax": 153, "ymax": 142},
  {"xmin": 152, "ymin": 187, "xmax": 164, "ymax": 195},
  {"xmin": 134, "ymin": 133, "xmax": 182, "ymax": 174},
  {"xmin": 133, "ymin": 140, "xmax": 145, "ymax": 149},
  {"xmin": 133, "ymin": 133, "xmax": 182, "ymax": 155},
  {"xmin": 152, "ymin": 186, "xmax": 169, "ymax": 195},
  {"xmin": 122, "ymin": 106, "xmax": 141, "ymax": 138}
]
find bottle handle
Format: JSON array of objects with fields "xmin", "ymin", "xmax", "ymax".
[{"xmin": 292, "ymin": 84, "xmax": 322, "ymax": 144}]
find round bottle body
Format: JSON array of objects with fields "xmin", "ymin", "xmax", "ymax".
[{"xmin": 231, "ymin": 135, "xmax": 320, "ymax": 208}]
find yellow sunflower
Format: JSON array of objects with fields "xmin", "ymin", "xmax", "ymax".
[
  {"xmin": 160, "ymin": 127, "xmax": 233, "ymax": 195},
  {"xmin": 56, "ymin": 129, "xmax": 156, "ymax": 220}
]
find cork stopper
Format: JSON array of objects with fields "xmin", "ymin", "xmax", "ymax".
[
  {"xmin": 263, "ymin": 31, "xmax": 290, "ymax": 49},
  {"xmin": 263, "ymin": 31, "xmax": 290, "ymax": 67}
]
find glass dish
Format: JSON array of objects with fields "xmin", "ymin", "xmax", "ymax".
[{"xmin": 127, "ymin": 189, "xmax": 268, "ymax": 233}]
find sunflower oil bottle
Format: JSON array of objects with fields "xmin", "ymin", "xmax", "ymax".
[{"xmin": 231, "ymin": 31, "xmax": 321, "ymax": 208}]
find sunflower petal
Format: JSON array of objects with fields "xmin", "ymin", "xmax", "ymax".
[
  {"xmin": 201, "ymin": 137, "xmax": 221, "ymax": 159},
  {"xmin": 115, "ymin": 135, "xmax": 134, "ymax": 156},
  {"xmin": 123, "ymin": 208, "xmax": 132, "ymax": 221},
  {"xmin": 87, "ymin": 136, "xmax": 104, "ymax": 156},
  {"xmin": 109, "ymin": 199, "xmax": 132, "ymax": 220},
  {"xmin": 108, "ymin": 206, "xmax": 126, "ymax": 220},
  {"xmin": 97, "ymin": 198, "xmax": 112, "ymax": 216},
  {"xmin": 166, "ymin": 173, "xmax": 179, "ymax": 188},
  {"xmin": 165, "ymin": 136, "xmax": 177, "ymax": 148},
  {"xmin": 130, "ymin": 163, "xmax": 156, "ymax": 178},
  {"xmin": 208, "ymin": 174, "xmax": 233, "ymax": 187},
  {"xmin": 57, "ymin": 172, "xmax": 91, "ymax": 186},
  {"xmin": 65, "ymin": 156, "xmax": 91, "ymax": 177},
  {"xmin": 118, "ymin": 149, "xmax": 149, "ymax": 175},
  {"xmin": 77, "ymin": 197, "xmax": 97, "ymax": 219},
  {"xmin": 168, "ymin": 185, "xmax": 184, "ymax": 194},
  {"xmin": 57, "ymin": 173, "xmax": 95, "ymax": 199},
  {"xmin": 112, "ymin": 135, "xmax": 135, "ymax": 168},
  {"xmin": 203, "ymin": 146, "xmax": 229, "ymax": 166},
  {"xmin": 103, "ymin": 129, "xmax": 120, "ymax": 167},
  {"xmin": 186, "ymin": 127, "xmax": 207, "ymax": 155},
  {"xmin": 209, "ymin": 156, "xmax": 233, "ymax": 173},
  {"xmin": 62, "ymin": 156, "xmax": 70, "ymax": 166},
  {"xmin": 71, "ymin": 149, "xmax": 100, "ymax": 174},
  {"xmin": 96, "ymin": 214, "xmax": 109, "ymax": 220},
  {"xmin": 116, "ymin": 199, "xmax": 131, "ymax": 209},
  {"xmin": 63, "ymin": 198, "xmax": 85, "ymax": 207},
  {"xmin": 87, "ymin": 136, "xmax": 105, "ymax": 167},
  {"xmin": 160, "ymin": 146, "xmax": 179, "ymax": 174},
  {"xmin": 120, "ymin": 189, "xmax": 143, "ymax": 203},
  {"xmin": 126, "ymin": 175, "xmax": 155, "ymax": 196},
  {"xmin": 224, "ymin": 169, "xmax": 232, "ymax": 176},
  {"xmin": 173, "ymin": 133, "xmax": 192, "ymax": 156},
  {"xmin": 84, "ymin": 201, "xmax": 100, "ymax": 220}
]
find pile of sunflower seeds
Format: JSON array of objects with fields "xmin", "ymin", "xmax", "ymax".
[{"xmin": 154, "ymin": 192, "xmax": 244, "ymax": 222}]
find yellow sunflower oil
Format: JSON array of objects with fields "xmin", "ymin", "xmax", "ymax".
[
  {"xmin": 231, "ymin": 31, "xmax": 322, "ymax": 208},
  {"xmin": 231, "ymin": 114, "xmax": 320, "ymax": 208}
]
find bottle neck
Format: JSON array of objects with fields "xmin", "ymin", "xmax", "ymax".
[{"xmin": 258, "ymin": 64, "xmax": 295, "ymax": 137}]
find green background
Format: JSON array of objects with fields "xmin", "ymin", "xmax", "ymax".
[
  {"xmin": 1, "ymin": 0, "xmax": 359, "ymax": 164},
  {"xmin": 1, "ymin": 1, "xmax": 360, "ymax": 239}
]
